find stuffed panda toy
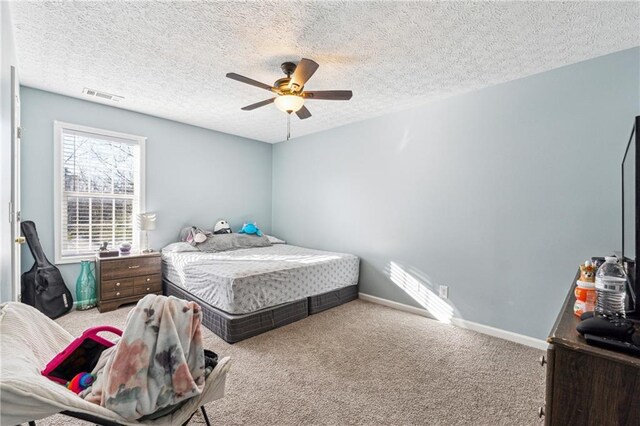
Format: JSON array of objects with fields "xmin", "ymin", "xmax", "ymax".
[{"xmin": 213, "ymin": 220, "xmax": 232, "ymax": 235}]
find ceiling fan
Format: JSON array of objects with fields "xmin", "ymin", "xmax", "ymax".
[{"xmin": 226, "ymin": 58, "xmax": 353, "ymax": 121}]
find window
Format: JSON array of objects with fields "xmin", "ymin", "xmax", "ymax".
[{"xmin": 54, "ymin": 122, "xmax": 145, "ymax": 263}]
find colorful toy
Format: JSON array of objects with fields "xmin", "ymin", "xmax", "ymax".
[
  {"xmin": 579, "ymin": 260, "xmax": 596, "ymax": 283},
  {"xmin": 66, "ymin": 372, "xmax": 95, "ymax": 394},
  {"xmin": 214, "ymin": 220, "xmax": 232, "ymax": 235},
  {"xmin": 185, "ymin": 226, "xmax": 207, "ymax": 246},
  {"xmin": 238, "ymin": 223, "xmax": 263, "ymax": 237},
  {"xmin": 42, "ymin": 325, "xmax": 122, "ymax": 385}
]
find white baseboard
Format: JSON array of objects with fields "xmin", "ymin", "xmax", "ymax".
[{"xmin": 358, "ymin": 292, "xmax": 548, "ymax": 351}]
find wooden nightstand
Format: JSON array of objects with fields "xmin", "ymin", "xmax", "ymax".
[{"xmin": 96, "ymin": 252, "xmax": 162, "ymax": 313}]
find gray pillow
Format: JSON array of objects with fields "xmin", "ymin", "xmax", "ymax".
[
  {"xmin": 266, "ymin": 235, "xmax": 286, "ymax": 244},
  {"xmin": 196, "ymin": 233, "xmax": 271, "ymax": 253}
]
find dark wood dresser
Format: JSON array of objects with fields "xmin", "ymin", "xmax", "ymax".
[
  {"xmin": 96, "ymin": 252, "xmax": 162, "ymax": 313},
  {"xmin": 543, "ymin": 274, "xmax": 640, "ymax": 425}
]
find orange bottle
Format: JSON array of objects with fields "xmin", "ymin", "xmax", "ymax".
[
  {"xmin": 574, "ymin": 260, "xmax": 596, "ymax": 317},
  {"xmin": 574, "ymin": 281, "xmax": 596, "ymax": 317}
]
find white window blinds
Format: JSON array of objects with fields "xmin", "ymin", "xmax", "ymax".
[{"xmin": 54, "ymin": 123, "xmax": 145, "ymax": 262}]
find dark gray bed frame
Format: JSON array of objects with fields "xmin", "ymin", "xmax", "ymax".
[{"xmin": 163, "ymin": 279, "xmax": 358, "ymax": 343}]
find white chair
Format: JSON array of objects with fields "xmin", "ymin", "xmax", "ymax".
[{"xmin": 0, "ymin": 302, "xmax": 230, "ymax": 426}]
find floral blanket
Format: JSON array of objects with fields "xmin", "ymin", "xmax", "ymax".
[{"xmin": 81, "ymin": 295, "xmax": 206, "ymax": 420}]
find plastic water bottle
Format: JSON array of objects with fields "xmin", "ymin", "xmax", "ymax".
[{"xmin": 595, "ymin": 256, "xmax": 628, "ymax": 318}]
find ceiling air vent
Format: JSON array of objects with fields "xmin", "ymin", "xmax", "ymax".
[{"xmin": 82, "ymin": 87, "xmax": 124, "ymax": 102}]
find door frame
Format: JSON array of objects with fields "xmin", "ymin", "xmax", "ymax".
[{"xmin": 10, "ymin": 65, "xmax": 21, "ymax": 302}]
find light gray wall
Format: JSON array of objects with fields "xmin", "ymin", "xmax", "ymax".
[
  {"xmin": 20, "ymin": 87, "xmax": 272, "ymax": 296},
  {"xmin": 0, "ymin": 2, "xmax": 18, "ymax": 302},
  {"xmin": 272, "ymin": 47, "xmax": 640, "ymax": 340}
]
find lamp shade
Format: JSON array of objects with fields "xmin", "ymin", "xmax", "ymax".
[
  {"xmin": 274, "ymin": 95, "xmax": 304, "ymax": 113},
  {"xmin": 137, "ymin": 213, "xmax": 157, "ymax": 231}
]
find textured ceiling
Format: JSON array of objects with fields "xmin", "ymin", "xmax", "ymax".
[{"xmin": 9, "ymin": 1, "xmax": 640, "ymax": 143}]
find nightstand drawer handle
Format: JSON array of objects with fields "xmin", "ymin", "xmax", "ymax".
[
  {"xmin": 116, "ymin": 292, "xmax": 121, "ymax": 296},
  {"xmin": 146, "ymin": 287, "xmax": 151, "ymax": 291},
  {"xmin": 146, "ymin": 278, "xmax": 151, "ymax": 282},
  {"xmin": 128, "ymin": 265, "xmax": 140, "ymax": 269},
  {"xmin": 116, "ymin": 282, "xmax": 121, "ymax": 287}
]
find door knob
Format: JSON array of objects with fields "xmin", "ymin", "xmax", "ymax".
[{"xmin": 15, "ymin": 236, "xmax": 25, "ymax": 244}]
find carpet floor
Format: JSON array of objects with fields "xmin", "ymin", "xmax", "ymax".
[{"xmin": 38, "ymin": 299, "xmax": 545, "ymax": 425}]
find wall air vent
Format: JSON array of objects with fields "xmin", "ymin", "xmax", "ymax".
[{"xmin": 82, "ymin": 87, "xmax": 124, "ymax": 102}]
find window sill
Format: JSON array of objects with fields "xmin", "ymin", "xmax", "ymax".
[{"xmin": 55, "ymin": 255, "xmax": 97, "ymax": 265}]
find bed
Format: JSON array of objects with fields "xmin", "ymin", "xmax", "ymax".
[{"xmin": 162, "ymin": 243, "xmax": 359, "ymax": 343}]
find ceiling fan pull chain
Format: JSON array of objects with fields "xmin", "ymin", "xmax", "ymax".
[{"xmin": 287, "ymin": 113, "xmax": 291, "ymax": 141}]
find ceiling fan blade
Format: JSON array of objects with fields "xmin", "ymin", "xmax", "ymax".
[
  {"xmin": 241, "ymin": 98, "xmax": 276, "ymax": 111},
  {"xmin": 226, "ymin": 73, "xmax": 275, "ymax": 92},
  {"xmin": 288, "ymin": 58, "xmax": 319, "ymax": 92},
  {"xmin": 296, "ymin": 105, "xmax": 312, "ymax": 120},
  {"xmin": 303, "ymin": 90, "xmax": 353, "ymax": 100}
]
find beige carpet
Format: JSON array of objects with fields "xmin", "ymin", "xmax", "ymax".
[{"xmin": 38, "ymin": 300, "xmax": 545, "ymax": 425}]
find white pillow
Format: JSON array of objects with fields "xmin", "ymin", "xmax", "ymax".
[
  {"xmin": 266, "ymin": 235, "xmax": 286, "ymax": 244},
  {"xmin": 162, "ymin": 242, "xmax": 200, "ymax": 253}
]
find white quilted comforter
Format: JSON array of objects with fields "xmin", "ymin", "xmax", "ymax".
[{"xmin": 162, "ymin": 244, "xmax": 360, "ymax": 314}]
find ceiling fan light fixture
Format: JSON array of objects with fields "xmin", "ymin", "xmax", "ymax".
[{"xmin": 274, "ymin": 94, "xmax": 304, "ymax": 113}]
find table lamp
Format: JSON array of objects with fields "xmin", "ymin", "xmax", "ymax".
[{"xmin": 137, "ymin": 212, "xmax": 157, "ymax": 253}]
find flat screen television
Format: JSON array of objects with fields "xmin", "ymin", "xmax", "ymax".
[{"xmin": 621, "ymin": 115, "xmax": 640, "ymax": 316}]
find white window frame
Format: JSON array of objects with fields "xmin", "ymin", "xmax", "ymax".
[{"xmin": 53, "ymin": 121, "xmax": 146, "ymax": 264}]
